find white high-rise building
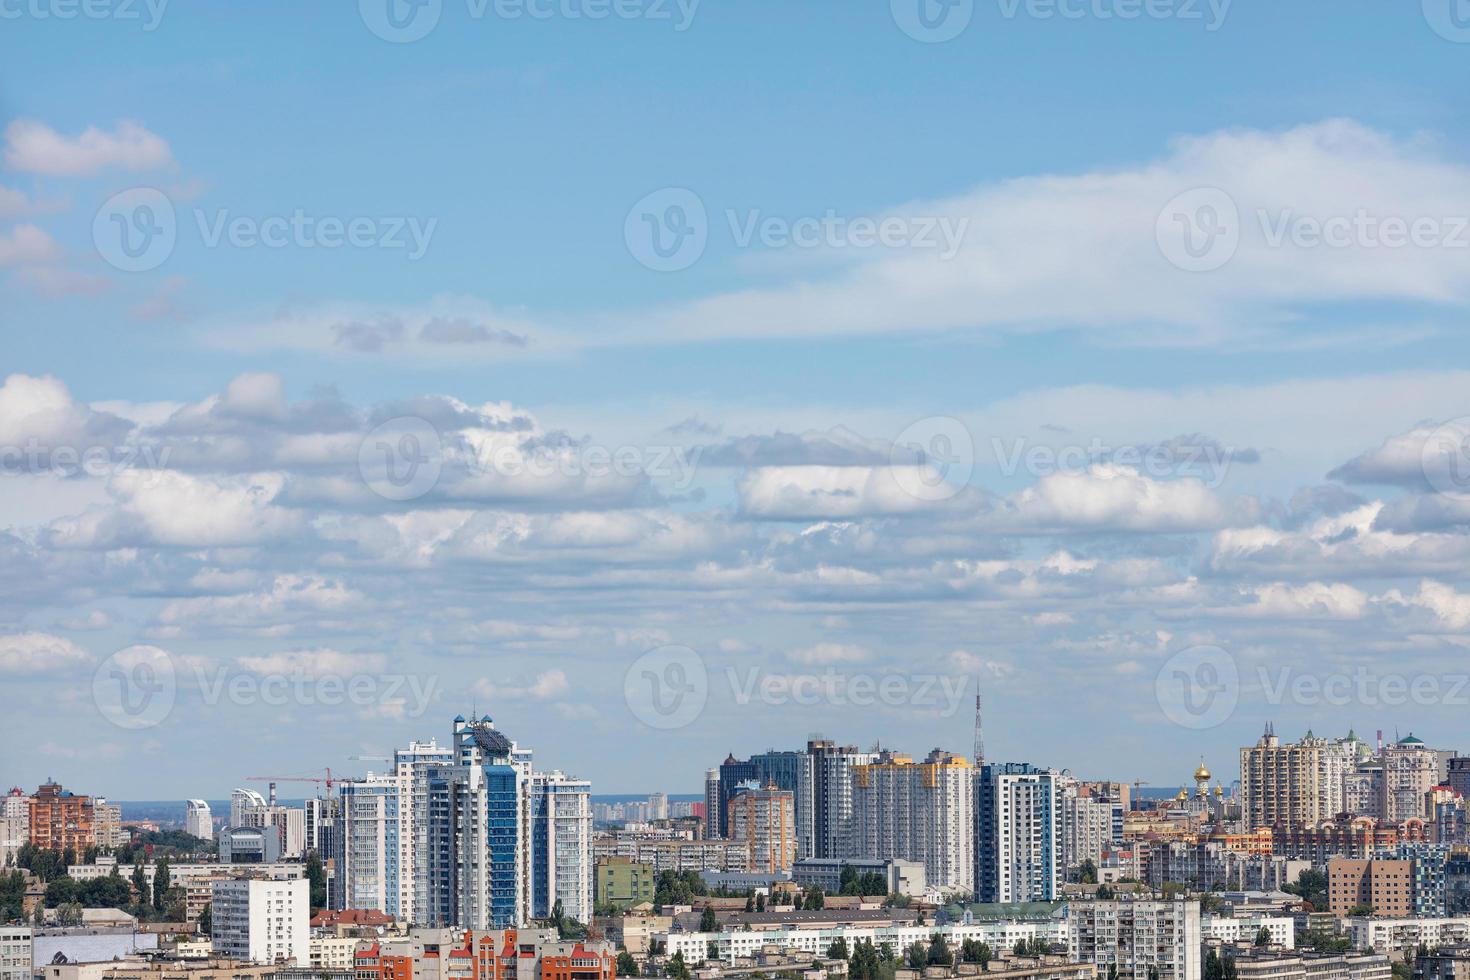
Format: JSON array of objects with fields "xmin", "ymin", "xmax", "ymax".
[
  {"xmin": 976, "ymin": 763, "xmax": 1060, "ymax": 903},
  {"xmin": 185, "ymin": 800, "xmax": 213, "ymax": 840},
  {"xmin": 851, "ymin": 749, "xmax": 974, "ymax": 892},
  {"xmin": 231, "ymin": 788, "xmax": 267, "ymax": 828},
  {"xmin": 1069, "ymin": 900, "xmax": 1202, "ymax": 980},
  {"xmin": 531, "ymin": 769, "xmax": 593, "ymax": 922},
  {"xmin": 338, "ymin": 772, "xmax": 407, "ymax": 917},
  {"xmin": 703, "ymin": 769, "xmax": 721, "ymax": 839},
  {"xmin": 211, "ymin": 876, "xmax": 308, "ymax": 964}
]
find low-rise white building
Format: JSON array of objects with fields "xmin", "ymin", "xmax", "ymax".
[
  {"xmin": 309, "ymin": 936, "xmax": 364, "ymax": 969},
  {"xmin": 211, "ymin": 876, "xmax": 309, "ymax": 965},
  {"xmin": 659, "ymin": 918, "xmax": 1069, "ymax": 963},
  {"xmin": 1343, "ymin": 916, "xmax": 1470, "ymax": 955},
  {"xmin": 1201, "ymin": 915, "xmax": 1296, "ymax": 949}
]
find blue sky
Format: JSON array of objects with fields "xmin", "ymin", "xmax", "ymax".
[{"xmin": 3, "ymin": 0, "xmax": 1470, "ymax": 797}]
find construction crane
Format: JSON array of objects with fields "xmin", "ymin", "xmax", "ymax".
[{"xmin": 246, "ymin": 768, "xmax": 351, "ymax": 791}]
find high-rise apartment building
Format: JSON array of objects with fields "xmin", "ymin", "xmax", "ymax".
[
  {"xmin": 530, "ymin": 769, "xmax": 593, "ymax": 922},
  {"xmin": 1240, "ymin": 727, "xmax": 1324, "ymax": 831},
  {"xmin": 801, "ymin": 740, "xmax": 876, "ymax": 860},
  {"xmin": 703, "ymin": 769, "xmax": 721, "ymax": 838},
  {"xmin": 851, "ymin": 749, "xmax": 974, "ymax": 891},
  {"xmin": 28, "ymin": 781, "xmax": 93, "ymax": 851},
  {"xmin": 727, "ymin": 783, "xmax": 796, "ymax": 873},
  {"xmin": 1380, "ymin": 735, "xmax": 1440, "ymax": 823},
  {"xmin": 975, "ymin": 762, "xmax": 1060, "ymax": 903},
  {"xmin": 1060, "ymin": 780, "xmax": 1121, "ymax": 870},
  {"xmin": 185, "ymin": 800, "xmax": 213, "ymax": 841}
]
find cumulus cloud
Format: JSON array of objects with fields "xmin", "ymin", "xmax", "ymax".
[
  {"xmin": 0, "ymin": 632, "xmax": 91, "ymax": 674},
  {"xmin": 472, "ymin": 668, "xmax": 570, "ymax": 701},
  {"xmin": 788, "ymin": 642, "xmax": 871, "ymax": 665},
  {"xmin": 236, "ymin": 648, "xmax": 387, "ymax": 678},
  {"xmin": 0, "ymin": 224, "xmax": 61, "ymax": 266},
  {"xmin": 3, "ymin": 119, "xmax": 174, "ymax": 175}
]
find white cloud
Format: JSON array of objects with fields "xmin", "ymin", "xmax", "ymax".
[
  {"xmin": 236, "ymin": 648, "xmax": 387, "ymax": 678},
  {"xmin": 472, "ymin": 668, "xmax": 569, "ymax": 701},
  {"xmin": 3, "ymin": 119, "xmax": 174, "ymax": 176},
  {"xmin": 1001, "ymin": 463, "xmax": 1244, "ymax": 532},
  {"xmin": 788, "ymin": 642, "xmax": 871, "ymax": 665},
  {"xmin": 603, "ymin": 120, "xmax": 1470, "ymax": 348},
  {"xmin": 0, "ymin": 224, "xmax": 61, "ymax": 266},
  {"xmin": 0, "ymin": 632, "xmax": 91, "ymax": 674}
]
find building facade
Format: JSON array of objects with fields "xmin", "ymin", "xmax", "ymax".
[
  {"xmin": 976, "ymin": 762, "xmax": 1060, "ymax": 903},
  {"xmin": 210, "ymin": 876, "xmax": 309, "ymax": 964},
  {"xmin": 851, "ymin": 749, "xmax": 974, "ymax": 892}
]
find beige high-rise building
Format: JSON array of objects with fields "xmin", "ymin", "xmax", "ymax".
[
  {"xmin": 1379, "ymin": 735, "xmax": 1439, "ymax": 823},
  {"xmin": 852, "ymin": 748, "xmax": 974, "ymax": 892},
  {"xmin": 726, "ymin": 782, "xmax": 795, "ymax": 873},
  {"xmin": 1241, "ymin": 727, "xmax": 1322, "ymax": 831}
]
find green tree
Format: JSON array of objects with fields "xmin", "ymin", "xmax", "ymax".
[
  {"xmin": 905, "ymin": 942, "xmax": 927, "ymax": 969},
  {"xmin": 666, "ymin": 951, "xmax": 690, "ymax": 980},
  {"xmin": 926, "ymin": 934, "xmax": 953, "ymax": 967},
  {"xmin": 44, "ymin": 876, "xmax": 78, "ymax": 908},
  {"xmin": 153, "ymin": 858, "xmax": 171, "ymax": 913},
  {"xmin": 306, "ymin": 851, "xmax": 327, "ymax": 909},
  {"xmin": 1254, "ymin": 927, "xmax": 1271, "ymax": 947},
  {"xmin": 131, "ymin": 859, "xmax": 150, "ymax": 915},
  {"xmin": 616, "ymin": 952, "xmax": 639, "ymax": 977},
  {"xmin": 827, "ymin": 938, "xmax": 849, "ymax": 960},
  {"xmin": 755, "ymin": 893, "xmax": 766, "ymax": 912},
  {"xmin": 744, "ymin": 896, "xmax": 754, "ymax": 913},
  {"xmin": 199, "ymin": 902, "xmax": 212, "ymax": 936},
  {"xmin": 700, "ymin": 906, "xmax": 718, "ymax": 932},
  {"xmin": 1078, "ymin": 859, "xmax": 1098, "ymax": 885},
  {"xmin": 805, "ymin": 888, "xmax": 825, "ymax": 910}
]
